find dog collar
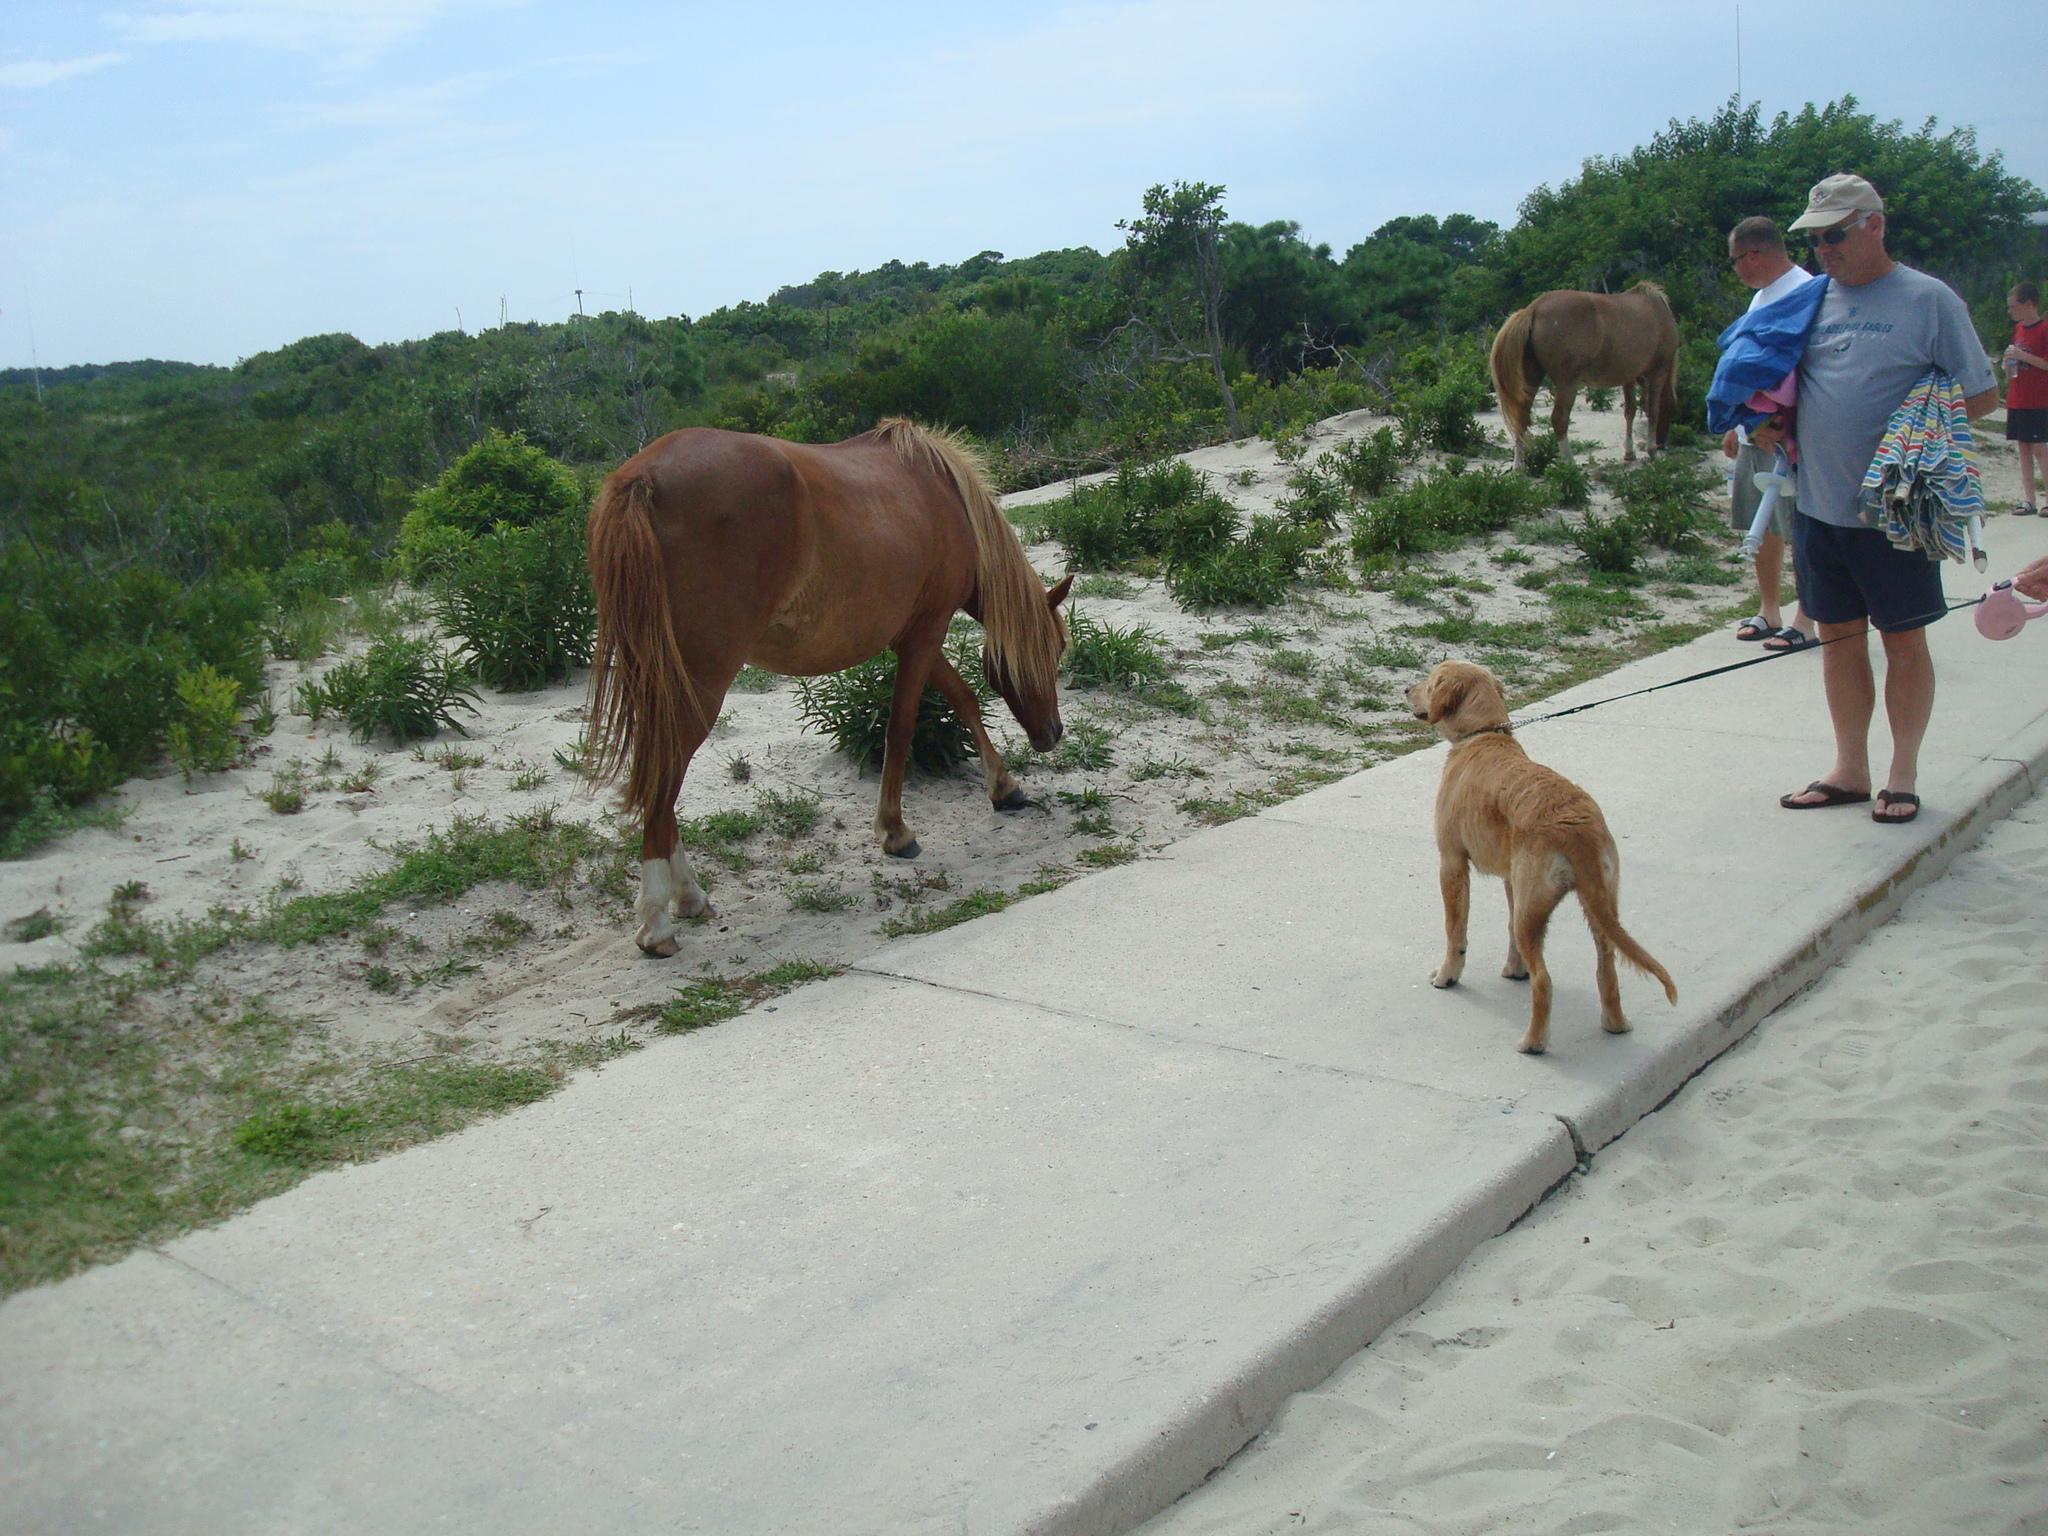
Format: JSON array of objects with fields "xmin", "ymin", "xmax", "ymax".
[{"xmin": 1453, "ymin": 723, "xmax": 1515, "ymax": 742}]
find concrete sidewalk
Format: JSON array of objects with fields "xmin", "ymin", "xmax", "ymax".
[{"xmin": 7, "ymin": 530, "xmax": 2048, "ymax": 1535}]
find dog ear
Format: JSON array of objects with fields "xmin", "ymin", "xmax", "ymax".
[{"xmin": 1427, "ymin": 670, "xmax": 1468, "ymax": 723}]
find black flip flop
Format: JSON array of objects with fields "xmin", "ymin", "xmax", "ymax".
[
  {"xmin": 1780, "ymin": 781, "xmax": 1872, "ymax": 810},
  {"xmin": 1762, "ymin": 627, "xmax": 1815, "ymax": 652},
  {"xmin": 1735, "ymin": 614, "xmax": 1772, "ymax": 641},
  {"xmin": 1873, "ymin": 790, "xmax": 1921, "ymax": 825}
]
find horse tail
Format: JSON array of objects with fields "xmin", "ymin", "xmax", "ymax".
[
  {"xmin": 1567, "ymin": 841, "xmax": 1678, "ymax": 1007},
  {"xmin": 1490, "ymin": 305, "xmax": 1539, "ymax": 446},
  {"xmin": 584, "ymin": 469, "xmax": 704, "ymax": 821},
  {"xmin": 869, "ymin": 417, "xmax": 1059, "ymax": 699}
]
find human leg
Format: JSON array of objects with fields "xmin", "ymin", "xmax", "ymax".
[{"xmin": 1875, "ymin": 625, "xmax": 1934, "ymax": 818}]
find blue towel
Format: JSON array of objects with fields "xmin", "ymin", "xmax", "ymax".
[{"xmin": 1705, "ymin": 276, "xmax": 1831, "ymax": 435}]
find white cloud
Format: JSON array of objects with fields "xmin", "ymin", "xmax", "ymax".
[
  {"xmin": 0, "ymin": 53, "xmax": 127, "ymax": 90},
  {"xmin": 104, "ymin": 0, "xmax": 518, "ymax": 67},
  {"xmin": 284, "ymin": 69, "xmax": 510, "ymax": 128}
]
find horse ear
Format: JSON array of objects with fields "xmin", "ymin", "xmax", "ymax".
[{"xmin": 1046, "ymin": 573, "xmax": 1074, "ymax": 609}]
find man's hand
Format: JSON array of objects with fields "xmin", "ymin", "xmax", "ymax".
[{"xmin": 2015, "ymin": 553, "xmax": 2048, "ymax": 601}]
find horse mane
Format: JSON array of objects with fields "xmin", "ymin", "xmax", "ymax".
[{"xmin": 868, "ymin": 418, "xmax": 1062, "ymax": 698}]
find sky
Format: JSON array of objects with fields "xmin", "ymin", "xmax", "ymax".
[{"xmin": 3, "ymin": 0, "xmax": 2045, "ymax": 371}]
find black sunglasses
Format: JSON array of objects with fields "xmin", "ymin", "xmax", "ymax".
[{"xmin": 1804, "ymin": 216, "xmax": 1868, "ymax": 248}]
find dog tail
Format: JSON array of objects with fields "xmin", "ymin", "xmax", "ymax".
[{"xmin": 1570, "ymin": 844, "xmax": 1677, "ymax": 1005}]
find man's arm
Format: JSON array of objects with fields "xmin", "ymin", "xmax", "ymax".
[{"xmin": 1964, "ymin": 385, "xmax": 1999, "ymax": 420}]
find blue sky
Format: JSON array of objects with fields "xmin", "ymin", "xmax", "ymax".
[{"xmin": 4, "ymin": 0, "xmax": 2045, "ymax": 370}]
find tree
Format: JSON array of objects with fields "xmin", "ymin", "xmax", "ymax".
[{"xmin": 1118, "ymin": 181, "xmax": 1241, "ymax": 436}]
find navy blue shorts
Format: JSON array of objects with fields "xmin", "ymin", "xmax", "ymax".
[{"xmin": 1790, "ymin": 513, "xmax": 1948, "ymax": 633}]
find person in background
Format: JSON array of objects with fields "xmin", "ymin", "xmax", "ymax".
[
  {"xmin": 1723, "ymin": 215, "xmax": 1819, "ymax": 650},
  {"xmin": 1775, "ymin": 175, "xmax": 1999, "ymax": 825},
  {"xmin": 2003, "ymin": 281, "xmax": 2048, "ymax": 516}
]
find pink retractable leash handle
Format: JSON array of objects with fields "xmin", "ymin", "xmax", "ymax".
[{"xmin": 1976, "ymin": 579, "xmax": 2048, "ymax": 640}]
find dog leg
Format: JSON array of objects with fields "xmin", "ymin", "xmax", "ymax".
[
  {"xmin": 1431, "ymin": 853, "xmax": 1470, "ymax": 988},
  {"xmin": 1502, "ymin": 886, "xmax": 1529, "ymax": 980},
  {"xmin": 1511, "ymin": 866, "xmax": 1564, "ymax": 1053},
  {"xmin": 1593, "ymin": 934, "xmax": 1630, "ymax": 1034}
]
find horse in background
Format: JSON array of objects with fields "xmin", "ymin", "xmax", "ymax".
[
  {"xmin": 1490, "ymin": 282, "xmax": 1680, "ymax": 469},
  {"xmin": 586, "ymin": 418, "xmax": 1071, "ymax": 956}
]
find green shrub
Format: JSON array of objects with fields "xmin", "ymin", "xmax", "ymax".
[
  {"xmin": 1566, "ymin": 513, "xmax": 1647, "ymax": 573},
  {"xmin": 1065, "ymin": 609, "xmax": 1170, "ymax": 689},
  {"xmin": 298, "ymin": 637, "xmax": 481, "ymax": 742},
  {"xmin": 794, "ymin": 632, "xmax": 991, "ymax": 772},
  {"xmin": 1037, "ymin": 458, "xmax": 1232, "ymax": 572},
  {"xmin": 1519, "ymin": 432, "xmax": 1561, "ymax": 477},
  {"xmin": 395, "ymin": 430, "xmax": 586, "ymax": 584},
  {"xmin": 1390, "ymin": 341, "xmax": 1493, "ymax": 455},
  {"xmin": 1543, "ymin": 458, "xmax": 1592, "ymax": 509},
  {"xmin": 1276, "ymin": 459, "xmax": 1351, "ymax": 527},
  {"xmin": 1038, "ymin": 489, "xmax": 1139, "ymax": 570},
  {"xmin": 1166, "ymin": 516, "xmax": 1315, "ymax": 608},
  {"xmin": 166, "ymin": 664, "xmax": 244, "ymax": 780},
  {"xmin": 1327, "ymin": 427, "xmax": 1405, "ymax": 498},
  {"xmin": 1350, "ymin": 463, "xmax": 1547, "ymax": 566},
  {"xmin": 433, "ymin": 516, "xmax": 596, "ymax": 691},
  {"xmin": 1154, "ymin": 495, "xmax": 1240, "ymax": 568}
]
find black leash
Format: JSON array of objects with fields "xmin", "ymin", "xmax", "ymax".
[{"xmin": 1509, "ymin": 594, "xmax": 1988, "ymax": 730}]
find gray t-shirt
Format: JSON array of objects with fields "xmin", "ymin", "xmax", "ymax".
[{"xmin": 1794, "ymin": 264, "xmax": 1996, "ymax": 528}]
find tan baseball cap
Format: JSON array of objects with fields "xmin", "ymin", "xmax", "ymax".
[{"xmin": 1788, "ymin": 173, "xmax": 1885, "ymax": 231}]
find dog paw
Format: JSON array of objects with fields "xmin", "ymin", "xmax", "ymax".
[{"xmin": 1429, "ymin": 970, "xmax": 1459, "ymax": 989}]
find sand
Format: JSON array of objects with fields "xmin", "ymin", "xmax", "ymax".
[
  {"xmin": 0, "ymin": 402, "xmax": 1784, "ymax": 1071},
  {"xmin": 1139, "ymin": 783, "xmax": 2048, "ymax": 1536}
]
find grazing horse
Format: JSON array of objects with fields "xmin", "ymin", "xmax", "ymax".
[
  {"xmin": 1490, "ymin": 282, "xmax": 1680, "ymax": 469},
  {"xmin": 586, "ymin": 418, "xmax": 1071, "ymax": 956}
]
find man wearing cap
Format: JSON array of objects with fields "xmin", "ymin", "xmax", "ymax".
[{"xmin": 1776, "ymin": 173, "xmax": 1999, "ymax": 825}]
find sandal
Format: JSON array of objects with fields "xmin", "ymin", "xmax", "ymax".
[
  {"xmin": 1873, "ymin": 789, "xmax": 1921, "ymax": 825},
  {"xmin": 1735, "ymin": 614, "xmax": 1772, "ymax": 642},
  {"xmin": 1780, "ymin": 781, "xmax": 1872, "ymax": 810},
  {"xmin": 1762, "ymin": 626, "xmax": 1815, "ymax": 652},
  {"xmin": 2017, "ymin": 503, "xmax": 2039, "ymax": 517}
]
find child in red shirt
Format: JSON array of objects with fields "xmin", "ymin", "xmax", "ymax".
[{"xmin": 2004, "ymin": 281, "xmax": 2048, "ymax": 514}]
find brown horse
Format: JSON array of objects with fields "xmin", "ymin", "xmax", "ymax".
[
  {"xmin": 586, "ymin": 418, "xmax": 1071, "ymax": 956},
  {"xmin": 1490, "ymin": 282, "xmax": 1680, "ymax": 469}
]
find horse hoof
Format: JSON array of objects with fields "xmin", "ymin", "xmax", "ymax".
[
  {"xmin": 638, "ymin": 936, "xmax": 680, "ymax": 959},
  {"xmin": 994, "ymin": 788, "xmax": 1031, "ymax": 811},
  {"xmin": 886, "ymin": 839, "xmax": 921, "ymax": 860}
]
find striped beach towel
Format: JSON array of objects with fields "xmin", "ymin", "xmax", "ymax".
[{"xmin": 1858, "ymin": 369, "xmax": 1985, "ymax": 570}]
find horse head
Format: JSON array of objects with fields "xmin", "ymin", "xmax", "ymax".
[{"xmin": 985, "ymin": 573, "xmax": 1072, "ymax": 752}]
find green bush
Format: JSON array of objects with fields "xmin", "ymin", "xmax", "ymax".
[
  {"xmin": 1543, "ymin": 458, "xmax": 1592, "ymax": 509},
  {"xmin": 394, "ymin": 430, "xmax": 586, "ymax": 584},
  {"xmin": 1276, "ymin": 459, "xmax": 1351, "ymax": 527},
  {"xmin": 1037, "ymin": 457, "xmax": 1237, "ymax": 572},
  {"xmin": 1519, "ymin": 432, "xmax": 1561, "ymax": 477},
  {"xmin": 1390, "ymin": 341, "xmax": 1494, "ymax": 455},
  {"xmin": 794, "ymin": 631, "xmax": 991, "ymax": 772},
  {"xmin": 1166, "ymin": 516, "xmax": 1317, "ymax": 608},
  {"xmin": 1350, "ymin": 463, "xmax": 1549, "ymax": 565},
  {"xmin": 433, "ymin": 517, "xmax": 596, "ymax": 691},
  {"xmin": 1065, "ymin": 609, "xmax": 1170, "ymax": 689},
  {"xmin": 166, "ymin": 664, "xmax": 243, "ymax": 780},
  {"xmin": 298, "ymin": 637, "xmax": 481, "ymax": 742},
  {"xmin": 1566, "ymin": 513, "xmax": 1646, "ymax": 573},
  {"xmin": 1327, "ymin": 427, "xmax": 1405, "ymax": 498}
]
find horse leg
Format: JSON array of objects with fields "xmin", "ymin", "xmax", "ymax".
[
  {"xmin": 875, "ymin": 628, "xmax": 946, "ymax": 859},
  {"xmin": 928, "ymin": 654, "xmax": 1028, "ymax": 811},
  {"xmin": 634, "ymin": 656, "xmax": 737, "ymax": 957},
  {"xmin": 636, "ymin": 763, "xmax": 709, "ymax": 958},
  {"xmin": 1549, "ymin": 385, "xmax": 1577, "ymax": 465},
  {"xmin": 1621, "ymin": 381, "xmax": 1639, "ymax": 462}
]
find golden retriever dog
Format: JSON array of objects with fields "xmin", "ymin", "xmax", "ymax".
[{"xmin": 1405, "ymin": 660, "xmax": 1676, "ymax": 1054}]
